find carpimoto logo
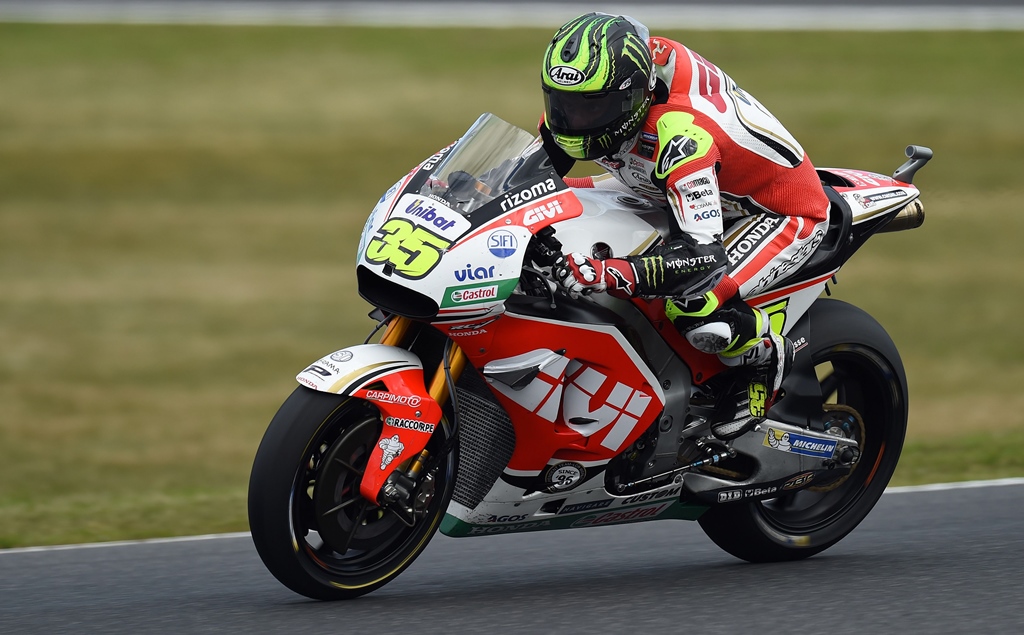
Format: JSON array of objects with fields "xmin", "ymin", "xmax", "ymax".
[{"xmin": 365, "ymin": 391, "xmax": 422, "ymax": 407}]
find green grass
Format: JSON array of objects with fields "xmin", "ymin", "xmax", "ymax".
[{"xmin": 1, "ymin": 24, "xmax": 1022, "ymax": 547}]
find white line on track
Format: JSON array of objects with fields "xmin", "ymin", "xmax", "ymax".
[
  {"xmin": 1, "ymin": 2, "xmax": 1024, "ymax": 30},
  {"xmin": 2, "ymin": 477, "xmax": 1022, "ymax": 556}
]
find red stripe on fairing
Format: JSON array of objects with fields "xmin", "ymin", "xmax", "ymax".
[
  {"xmin": 747, "ymin": 270, "xmax": 837, "ymax": 306},
  {"xmin": 730, "ymin": 217, "xmax": 798, "ymax": 285}
]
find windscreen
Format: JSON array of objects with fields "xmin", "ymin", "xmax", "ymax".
[{"xmin": 420, "ymin": 113, "xmax": 549, "ymax": 215}]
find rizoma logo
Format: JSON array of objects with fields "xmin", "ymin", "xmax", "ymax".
[
  {"xmin": 500, "ymin": 178, "xmax": 558, "ymax": 212},
  {"xmin": 548, "ymin": 65, "xmax": 585, "ymax": 86},
  {"xmin": 451, "ymin": 285, "xmax": 498, "ymax": 303},
  {"xmin": 400, "ymin": 198, "xmax": 457, "ymax": 231},
  {"xmin": 523, "ymin": 199, "xmax": 565, "ymax": 226}
]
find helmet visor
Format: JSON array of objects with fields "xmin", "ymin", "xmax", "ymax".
[{"xmin": 544, "ymin": 86, "xmax": 648, "ymax": 135}]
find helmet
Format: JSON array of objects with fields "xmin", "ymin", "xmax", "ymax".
[{"xmin": 542, "ymin": 13, "xmax": 654, "ymax": 161}]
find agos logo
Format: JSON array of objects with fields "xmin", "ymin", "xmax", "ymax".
[
  {"xmin": 548, "ymin": 65, "xmax": 585, "ymax": 86},
  {"xmin": 692, "ymin": 209, "xmax": 721, "ymax": 221}
]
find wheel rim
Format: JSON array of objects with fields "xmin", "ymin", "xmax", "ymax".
[
  {"xmin": 288, "ymin": 400, "xmax": 452, "ymax": 585},
  {"xmin": 755, "ymin": 343, "xmax": 905, "ymax": 536}
]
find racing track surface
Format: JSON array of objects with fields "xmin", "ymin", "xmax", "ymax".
[{"xmin": 2, "ymin": 482, "xmax": 1023, "ymax": 634}]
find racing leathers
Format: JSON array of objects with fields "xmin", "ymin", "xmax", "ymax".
[{"xmin": 546, "ymin": 37, "xmax": 830, "ymax": 438}]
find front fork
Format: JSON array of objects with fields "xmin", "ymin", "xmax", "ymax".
[{"xmin": 366, "ymin": 317, "xmax": 466, "ymax": 518}]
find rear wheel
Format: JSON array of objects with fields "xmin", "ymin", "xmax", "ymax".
[
  {"xmin": 248, "ymin": 387, "xmax": 456, "ymax": 600},
  {"xmin": 698, "ymin": 299, "xmax": 907, "ymax": 562}
]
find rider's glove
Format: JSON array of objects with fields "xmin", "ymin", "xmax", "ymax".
[{"xmin": 552, "ymin": 253, "xmax": 637, "ymax": 300}]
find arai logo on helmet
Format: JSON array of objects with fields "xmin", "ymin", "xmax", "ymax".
[{"xmin": 549, "ymin": 65, "xmax": 586, "ymax": 86}]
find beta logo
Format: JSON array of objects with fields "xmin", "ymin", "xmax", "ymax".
[
  {"xmin": 487, "ymin": 230, "xmax": 518, "ymax": 258},
  {"xmin": 548, "ymin": 65, "xmax": 586, "ymax": 86}
]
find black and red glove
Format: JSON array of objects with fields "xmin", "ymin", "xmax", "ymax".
[{"xmin": 552, "ymin": 253, "xmax": 637, "ymax": 300}]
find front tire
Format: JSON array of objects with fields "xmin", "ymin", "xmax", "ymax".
[
  {"xmin": 698, "ymin": 298, "xmax": 908, "ymax": 562},
  {"xmin": 248, "ymin": 386, "xmax": 456, "ymax": 600}
]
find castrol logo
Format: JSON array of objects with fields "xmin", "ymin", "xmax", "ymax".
[{"xmin": 364, "ymin": 390, "xmax": 422, "ymax": 407}]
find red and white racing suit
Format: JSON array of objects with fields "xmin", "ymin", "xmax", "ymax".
[{"xmin": 542, "ymin": 36, "xmax": 830, "ymax": 320}]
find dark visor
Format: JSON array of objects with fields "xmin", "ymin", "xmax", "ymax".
[{"xmin": 544, "ymin": 87, "xmax": 646, "ymax": 134}]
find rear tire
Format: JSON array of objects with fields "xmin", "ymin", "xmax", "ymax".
[
  {"xmin": 698, "ymin": 298, "xmax": 908, "ymax": 562},
  {"xmin": 248, "ymin": 386, "xmax": 456, "ymax": 600}
]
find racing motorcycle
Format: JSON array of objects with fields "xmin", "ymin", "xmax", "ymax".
[{"xmin": 248, "ymin": 113, "xmax": 930, "ymax": 600}]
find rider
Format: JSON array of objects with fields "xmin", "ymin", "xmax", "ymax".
[{"xmin": 544, "ymin": 13, "xmax": 831, "ymax": 438}]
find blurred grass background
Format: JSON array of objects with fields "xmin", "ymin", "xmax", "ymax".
[{"xmin": 0, "ymin": 24, "xmax": 1021, "ymax": 547}]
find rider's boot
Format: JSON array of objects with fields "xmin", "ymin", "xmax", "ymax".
[
  {"xmin": 671, "ymin": 294, "xmax": 795, "ymax": 440},
  {"xmin": 711, "ymin": 329, "xmax": 795, "ymax": 439}
]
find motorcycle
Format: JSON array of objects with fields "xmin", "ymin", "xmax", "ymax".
[{"xmin": 247, "ymin": 113, "xmax": 930, "ymax": 600}]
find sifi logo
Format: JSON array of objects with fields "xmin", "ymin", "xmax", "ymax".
[
  {"xmin": 548, "ymin": 65, "xmax": 586, "ymax": 86},
  {"xmin": 401, "ymin": 198, "xmax": 457, "ymax": 231},
  {"xmin": 488, "ymin": 230, "xmax": 518, "ymax": 258},
  {"xmin": 523, "ymin": 199, "xmax": 565, "ymax": 226}
]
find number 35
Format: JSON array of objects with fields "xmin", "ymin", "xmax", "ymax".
[{"xmin": 364, "ymin": 218, "xmax": 451, "ymax": 279}]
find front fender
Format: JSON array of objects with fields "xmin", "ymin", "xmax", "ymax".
[{"xmin": 296, "ymin": 344, "xmax": 443, "ymax": 502}]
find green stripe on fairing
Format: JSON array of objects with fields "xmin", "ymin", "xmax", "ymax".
[{"xmin": 439, "ymin": 278, "xmax": 519, "ymax": 308}]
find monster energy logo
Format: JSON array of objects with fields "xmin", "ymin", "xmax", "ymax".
[{"xmin": 641, "ymin": 256, "xmax": 665, "ymax": 287}]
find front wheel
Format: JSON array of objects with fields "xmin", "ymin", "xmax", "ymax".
[
  {"xmin": 698, "ymin": 298, "xmax": 908, "ymax": 562},
  {"xmin": 248, "ymin": 386, "xmax": 456, "ymax": 600}
]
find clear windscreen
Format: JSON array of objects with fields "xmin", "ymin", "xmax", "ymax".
[{"xmin": 420, "ymin": 113, "xmax": 549, "ymax": 215}]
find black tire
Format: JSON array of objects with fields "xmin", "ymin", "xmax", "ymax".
[
  {"xmin": 698, "ymin": 298, "xmax": 908, "ymax": 562},
  {"xmin": 248, "ymin": 386, "xmax": 456, "ymax": 600}
]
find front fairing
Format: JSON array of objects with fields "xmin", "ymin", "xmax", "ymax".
[{"xmin": 356, "ymin": 114, "xmax": 577, "ymax": 319}]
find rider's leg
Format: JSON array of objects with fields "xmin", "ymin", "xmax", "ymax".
[
  {"xmin": 667, "ymin": 291, "xmax": 793, "ymax": 438},
  {"xmin": 666, "ymin": 210, "xmax": 828, "ymax": 438}
]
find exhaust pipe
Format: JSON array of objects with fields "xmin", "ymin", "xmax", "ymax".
[{"xmin": 878, "ymin": 199, "xmax": 925, "ymax": 233}]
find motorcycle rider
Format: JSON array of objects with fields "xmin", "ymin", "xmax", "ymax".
[{"xmin": 544, "ymin": 13, "xmax": 831, "ymax": 438}]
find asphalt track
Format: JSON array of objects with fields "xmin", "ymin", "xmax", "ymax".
[{"xmin": 2, "ymin": 481, "xmax": 1024, "ymax": 634}]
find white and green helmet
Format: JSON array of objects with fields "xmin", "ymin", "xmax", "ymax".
[{"xmin": 542, "ymin": 13, "xmax": 655, "ymax": 160}]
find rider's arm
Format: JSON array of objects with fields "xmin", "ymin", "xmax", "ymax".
[{"xmin": 619, "ymin": 111, "xmax": 732, "ymax": 300}]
